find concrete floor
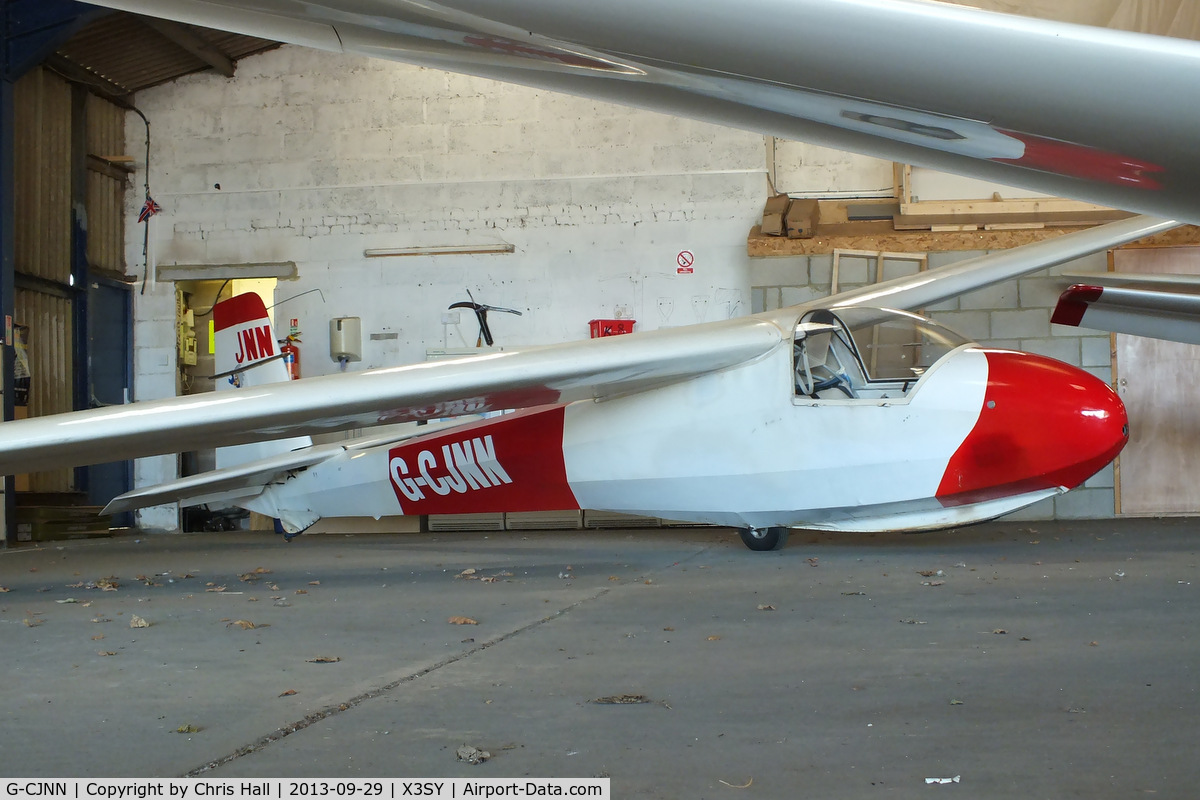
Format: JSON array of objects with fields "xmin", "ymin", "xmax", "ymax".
[{"xmin": 1, "ymin": 520, "xmax": 1197, "ymax": 797}]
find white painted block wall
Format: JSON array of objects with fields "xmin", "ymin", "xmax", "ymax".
[
  {"xmin": 125, "ymin": 45, "xmax": 769, "ymax": 528},
  {"xmin": 123, "ymin": 43, "xmax": 1116, "ymax": 530}
]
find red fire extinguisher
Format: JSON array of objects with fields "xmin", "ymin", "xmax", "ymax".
[{"xmin": 280, "ymin": 335, "xmax": 301, "ymax": 380}]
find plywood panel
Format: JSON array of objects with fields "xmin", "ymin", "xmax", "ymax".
[
  {"xmin": 86, "ymin": 94, "xmax": 127, "ymax": 274},
  {"xmin": 13, "ymin": 68, "xmax": 72, "ymax": 285},
  {"xmin": 1112, "ymin": 247, "xmax": 1200, "ymax": 515},
  {"xmin": 14, "ymin": 290, "xmax": 75, "ymax": 493}
]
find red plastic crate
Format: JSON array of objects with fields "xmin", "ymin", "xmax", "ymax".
[{"xmin": 589, "ymin": 318, "xmax": 636, "ymax": 338}]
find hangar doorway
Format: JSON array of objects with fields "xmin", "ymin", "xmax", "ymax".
[
  {"xmin": 1113, "ymin": 246, "xmax": 1200, "ymax": 515},
  {"xmin": 170, "ymin": 272, "xmax": 285, "ymax": 531}
]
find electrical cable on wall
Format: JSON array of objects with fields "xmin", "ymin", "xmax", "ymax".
[{"xmin": 129, "ymin": 106, "xmax": 160, "ymax": 295}]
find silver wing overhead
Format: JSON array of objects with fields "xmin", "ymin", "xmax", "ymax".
[
  {"xmin": 84, "ymin": 0, "xmax": 1200, "ymax": 223},
  {"xmin": 1052, "ymin": 275, "xmax": 1200, "ymax": 345},
  {"xmin": 0, "ymin": 215, "xmax": 1176, "ymax": 477},
  {"xmin": 0, "ymin": 317, "xmax": 784, "ymax": 475}
]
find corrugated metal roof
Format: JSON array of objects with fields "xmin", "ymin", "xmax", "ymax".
[{"xmin": 53, "ymin": 11, "xmax": 279, "ymax": 97}]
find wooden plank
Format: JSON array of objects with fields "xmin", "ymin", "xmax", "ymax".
[
  {"xmin": 747, "ymin": 223, "xmax": 1200, "ymax": 257},
  {"xmin": 1112, "ymin": 246, "xmax": 1200, "ymax": 516},
  {"xmin": 983, "ymin": 222, "xmax": 1046, "ymax": 231},
  {"xmin": 900, "ymin": 198, "xmax": 1116, "ymax": 217}
]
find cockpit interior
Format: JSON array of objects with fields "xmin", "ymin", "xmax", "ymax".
[{"xmin": 793, "ymin": 308, "xmax": 971, "ymax": 401}]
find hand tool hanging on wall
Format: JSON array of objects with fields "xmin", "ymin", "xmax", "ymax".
[{"xmin": 449, "ymin": 289, "xmax": 522, "ymax": 347}]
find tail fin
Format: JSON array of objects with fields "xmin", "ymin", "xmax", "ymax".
[
  {"xmin": 214, "ymin": 293, "xmax": 291, "ymax": 388},
  {"xmin": 212, "ymin": 293, "xmax": 312, "ymax": 469}
]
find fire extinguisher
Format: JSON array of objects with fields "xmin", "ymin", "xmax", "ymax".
[{"xmin": 280, "ymin": 335, "xmax": 301, "ymax": 380}]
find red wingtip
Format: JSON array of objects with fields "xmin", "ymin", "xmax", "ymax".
[
  {"xmin": 1051, "ymin": 284, "xmax": 1105, "ymax": 327},
  {"xmin": 213, "ymin": 293, "xmax": 270, "ymax": 333}
]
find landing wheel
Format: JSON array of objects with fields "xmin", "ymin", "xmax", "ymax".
[
  {"xmin": 739, "ymin": 526, "xmax": 789, "ymax": 552},
  {"xmin": 274, "ymin": 518, "xmax": 310, "ymax": 542}
]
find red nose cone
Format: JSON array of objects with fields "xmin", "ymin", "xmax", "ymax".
[{"xmin": 938, "ymin": 350, "xmax": 1128, "ymax": 505}]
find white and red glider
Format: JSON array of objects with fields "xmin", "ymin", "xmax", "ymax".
[
  {"xmin": 0, "ymin": 216, "xmax": 1175, "ymax": 548},
  {"xmin": 9, "ymin": 2, "xmax": 1199, "ymax": 545}
]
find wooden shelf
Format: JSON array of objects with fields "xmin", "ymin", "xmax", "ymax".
[{"xmin": 748, "ymin": 223, "xmax": 1200, "ymax": 257}]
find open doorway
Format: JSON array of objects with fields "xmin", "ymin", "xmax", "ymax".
[{"xmin": 174, "ymin": 278, "xmax": 277, "ymax": 530}]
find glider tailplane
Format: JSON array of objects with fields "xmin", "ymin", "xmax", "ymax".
[
  {"xmin": 211, "ymin": 293, "xmax": 313, "ymax": 469},
  {"xmin": 1052, "ymin": 274, "xmax": 1200, "ymax": 345}
]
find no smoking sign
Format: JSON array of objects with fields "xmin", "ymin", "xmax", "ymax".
[{"xmin": 676, "ymin": 250, "xmax": 695, "ymax": 274}]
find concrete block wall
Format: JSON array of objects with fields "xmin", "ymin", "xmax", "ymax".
[
  {"xmin": 124, "ymin": 44, "xmax": 1123, "ymax": 529},
  {"xmin": 751, "ymin": 248, "xmax": 1118, "ymax": 521},
  {"xmin": 125, "ymin": 46, "xmax": 769, "ymax": 528}
]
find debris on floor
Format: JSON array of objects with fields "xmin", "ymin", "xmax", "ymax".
[
  {"xmin": 591, "ymin": 694, "xmax": 652, "ymax": 704},
  {"xmin": 718, "ymin": 777, "xmax": 753, "ymax": 789},
  {"xmin": 456, "ymin": 745, "xmax": 490, "ymax": 765}
]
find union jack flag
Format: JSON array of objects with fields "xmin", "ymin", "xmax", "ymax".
[{"xmin": 137, "ymin": 195, "xmax": 162, "ymax": 224}]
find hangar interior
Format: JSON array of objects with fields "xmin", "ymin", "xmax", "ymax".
[{"xmin": 0, "ymin": 0, "xmax": 1198, "ymax": 542}]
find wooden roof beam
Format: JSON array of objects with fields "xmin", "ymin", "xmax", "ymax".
[{"xmin": 138, "ymin": 16, "xmax": 235, "ymax": 78}]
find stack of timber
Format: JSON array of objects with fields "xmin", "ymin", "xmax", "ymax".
[{"xmin": 16, "ymin": 493, "xmax": 114, "ymax": 542}]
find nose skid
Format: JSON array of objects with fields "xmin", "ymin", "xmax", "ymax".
[{"xmin": 937, "ymin": 350, "xmax": 1128, "ymax": 506}]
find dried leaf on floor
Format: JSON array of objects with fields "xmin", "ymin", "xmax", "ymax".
[
  {"xmin": 950, "ymin": 699, "xmax": 964, "ymax": 705},
  {"xmin": 591, "ymin": 694, "xmax": 652, "ymax": 704},
  {"xmin": 841, "ymin": 591, "xmax": 866, "ymax": 596},
  {"xmin": 806, "ymin": 558, "xmax": 819, "ymax": 567},
  {"xmin": 308, "ymin": 581, "xmax": 320, "ymax": 586},
  {"xmin": 175, "ymin": 724, "xmax": 201, "ymax": 733},
  {"xmin": 706, "ymin": 635, "xmax": 721, "ymax": 641},
  {"xmin": 306, "ymin": 656, "xmax": 341, "ymax": 663},
  {"xmin": 98, "ymin": 651, "xmax": 117, "ymax": 657},
  {"xmin": 97, "ymin": 578, "xmax": 119, "ymax": 591},
  {"xmin": 129, "ymin": 615, "xmax": 150, "ymax": 629},
  {"xmin": 278, "ymin": 689, "xmax": 297, "ymax": 697},
  {"xmin": 91, "ymin": 634, "xmax": 104, "ymax": 641},
  {"xmin": 448, "ymin": 616, "xmax": 478, "ymax": 625},
  {"xmin": 23, "ymin": 618, "xmax": 42, "ymax": 627},
  {"xmin": 458, "ymin": 568, "xmax": 478, "ymax": 578},
  {"xmin": 480, "ymin": 577, "xmax": 498, "ymax": 583},
  {"xmin": 295, "ymin": 589, "xmax": 308, "ymax": 595},
  {"xmin": 921, "ymin": 580, "xmax": 945, "ymax": 587},
  {"xmin": 56, "ymin": 598, "xmax": 78, "ymax": 604},
  {"xmin": 456, "ymin": 745, "xmax": 490, "ymax": 765},
  {"xmin": 718, "ymin": 778, "xmax": 753, "ymax": 789},
  {"xmin": 756, "ymin": 604, "xmax": 776, "ymax": 611},
  {"xmin": 227, "ymin": 619, "xmax": 257, "ymax": 630},
  {"xmin": 205, "ymin": 585, "xmax": 227, "ymax": 593},
  {"xmin": 992, "ymin": 629, "xmax": 1007, "ymax": 635},
  {"xmin": 0, "ymin": 587, "xmax": 10, "ymax": 593}
]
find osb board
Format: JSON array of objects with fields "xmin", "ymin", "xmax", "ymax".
[
  {"xmin": 1112, "ymin": 247, "xmax": 1200, "ymax": 515},
  {"xmin": 747, "ymin": 223, "xmax": 1200, "ymax": 256}
]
